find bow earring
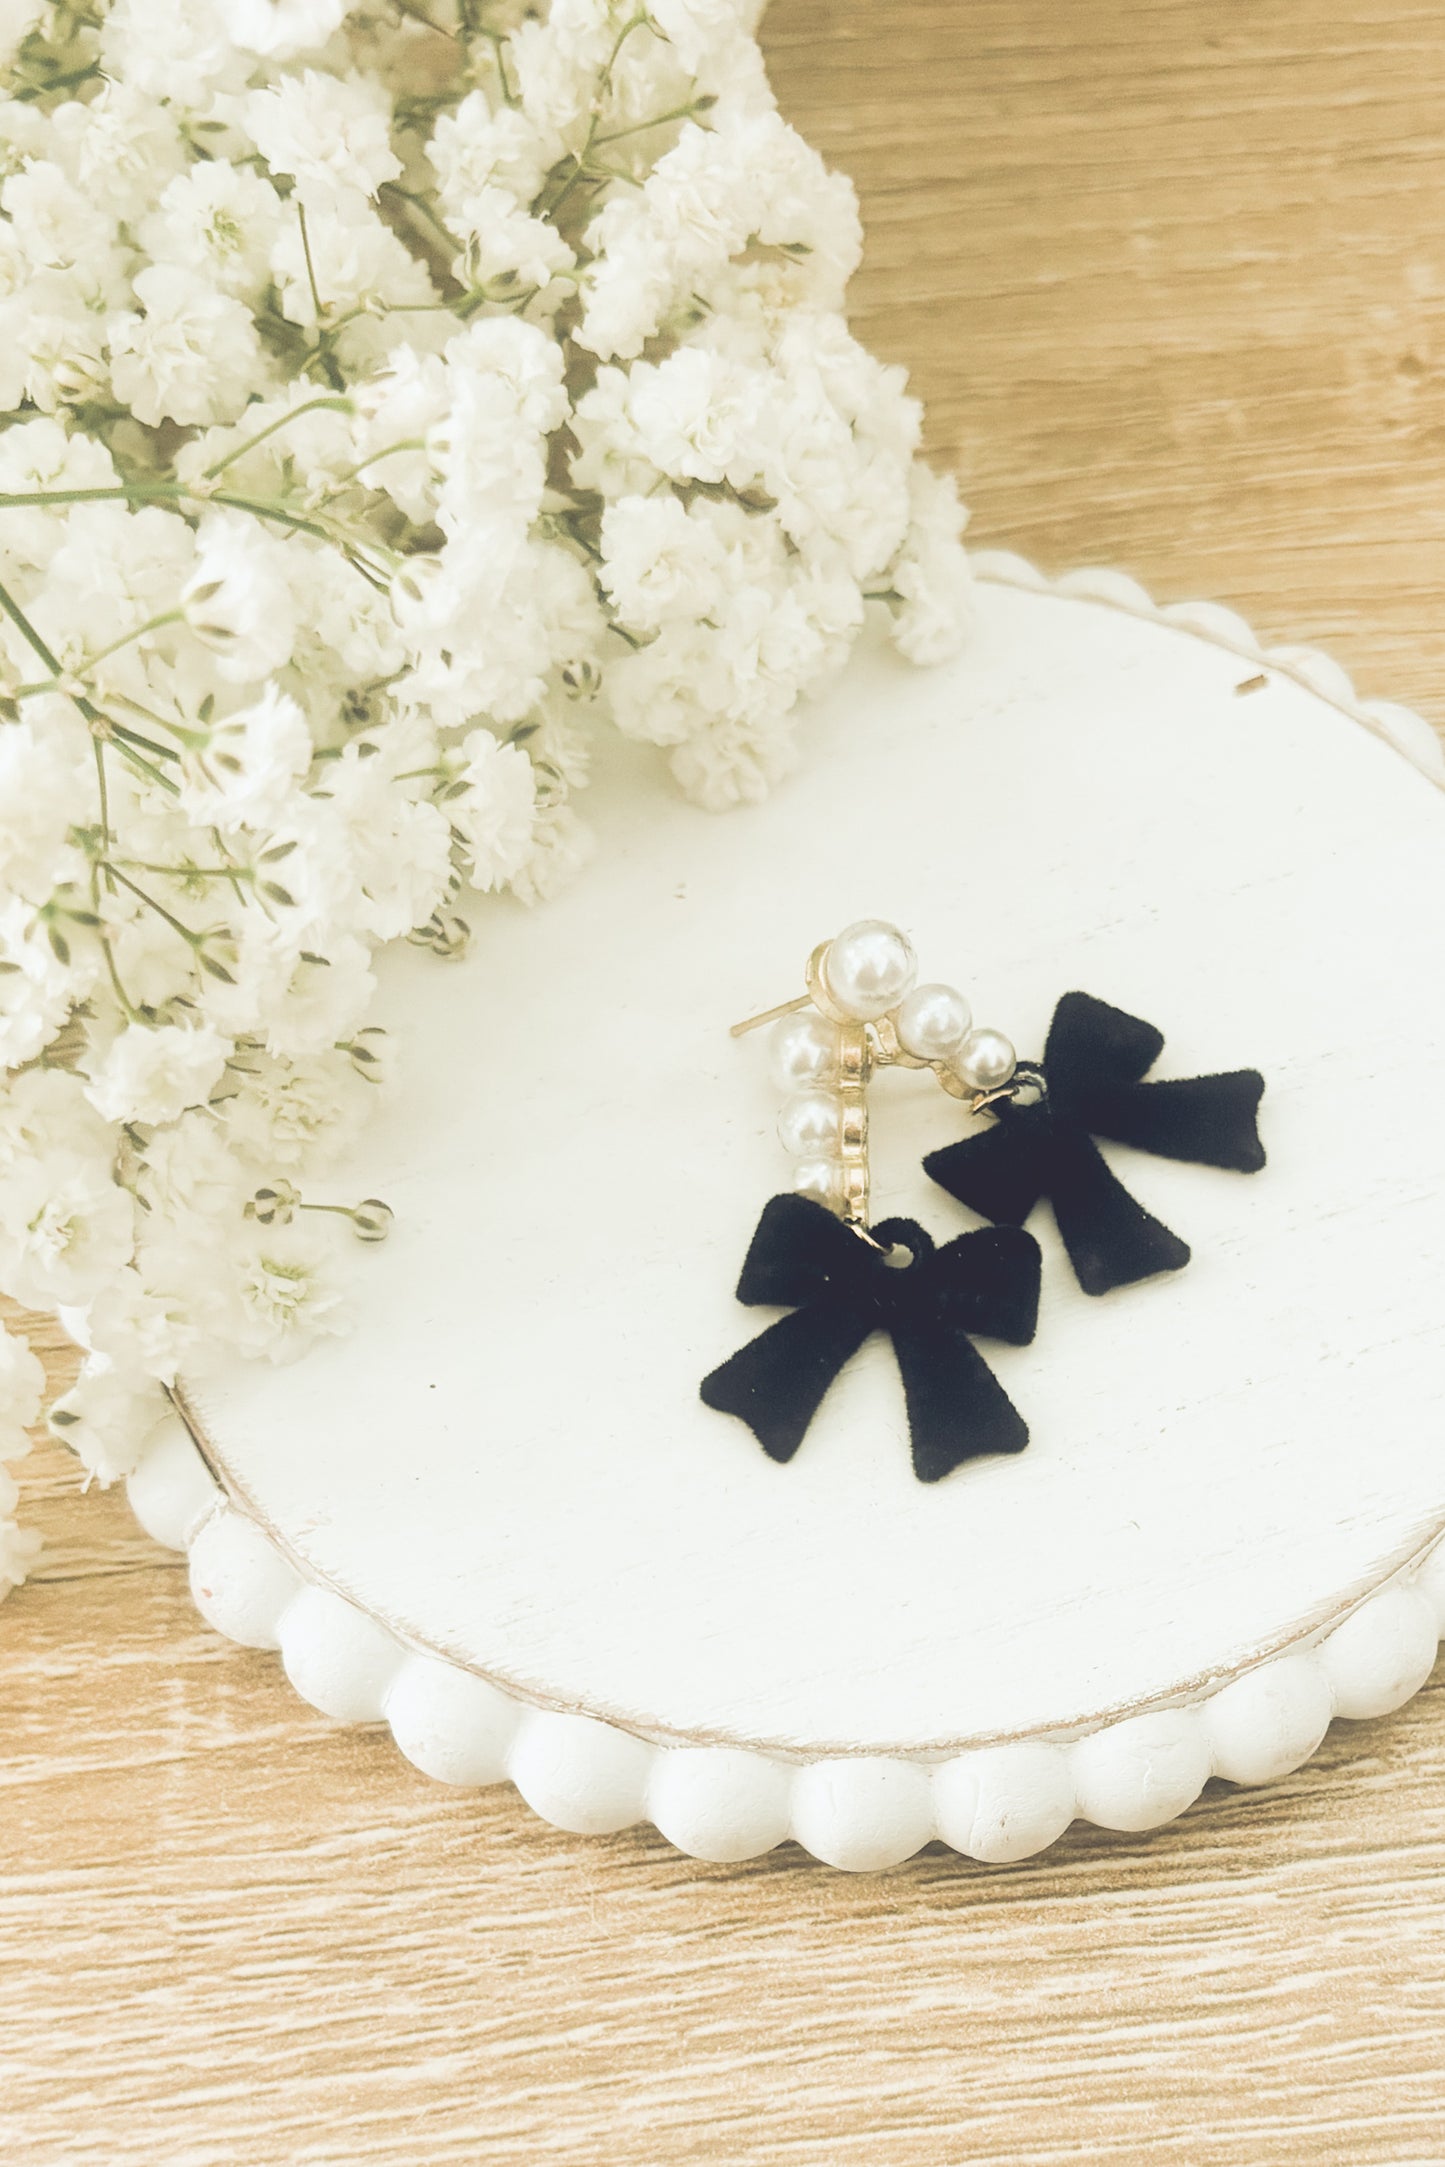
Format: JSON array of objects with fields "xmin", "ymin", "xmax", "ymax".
[
  {"xmin": 922, "ymin": 991, "xmax": 1267, "ymax": 1296},
  {"xmin": 699, "ymin": 921, "xmax": 1042, "ymax": 1484}
]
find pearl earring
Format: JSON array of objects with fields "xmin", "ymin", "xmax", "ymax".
[
  {"xmin": 699, "ymin": 921, "xmax": 1043, "ymax": 1485},
  {"xmin": 730, "ymin": 917, "xmax": 1024, "ymax": 1229}
]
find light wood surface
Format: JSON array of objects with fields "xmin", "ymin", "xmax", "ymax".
[{"xmin": 6, "ymin": 3, "xmax": 1445, "ymax": 2160}]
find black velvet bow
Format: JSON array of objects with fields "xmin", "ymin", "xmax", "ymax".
[
  {"xmin": 923, "ymin": 991, "xmax": 1266, "ymax": 1297},
  {"xmin": 699, "ymin": 1193, "xmax": 1042, "ymax": 1483}
]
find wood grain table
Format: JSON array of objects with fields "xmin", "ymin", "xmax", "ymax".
[{"xmin": 7, "ymin": 4, "xmax": 1445, "ymax": 2160}]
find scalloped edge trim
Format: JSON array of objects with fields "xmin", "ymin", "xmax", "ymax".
[
  {"xmin": 969, "ymin": 552, "xmax": 1445, "ymax": 789},
  {"xmin": 124, "ymin": 560, "xmax": 1445, "ymax": 1870}
]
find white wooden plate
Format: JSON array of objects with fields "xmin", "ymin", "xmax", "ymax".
[{"xmin": 127, "ymin": 559, "xmax": 1445, "ymax": 1869}]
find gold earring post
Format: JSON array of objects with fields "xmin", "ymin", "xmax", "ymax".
[{"xmin": 729, "ymin": 992, "xmax": 811, "ymax": 1039}]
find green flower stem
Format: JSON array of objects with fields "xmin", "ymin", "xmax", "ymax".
[
  {"xmin": 103, "ymin": 863, "xmax": 204, "ymax": 949},
  {"xmin": 14, "ymin": 61, "xmax": 102, "ymax": 104},
  {"xmin": 576, "ymin": 161, "xmax": 642, "ymax": 188},
  {"xmin": 380, "ymin": 181, "xmax": 465, "ymax": 261},
  {"xmin": 92, "ymin": 737, "xmax": 111, "ymax": 847},
  {"xmin": 108, "ymin": 690, "xmax": 209, "ymax": 753},
  {"xmin": 202, "ymin": 395, "xmax": 355, "ymax": 481},
  {"xmin": 306, "ymin": 302, "xmax": 374, "ymax": 361},
  {"xmin": 0, "ymin": 484, "xmax": 185, "ymax": 509},
  {"xmin": 113, "ymin": 860, "xmax": 255, "ymax": 881},
  {"xmin": 297, "ymin": 204, "xmax": 347, "ymax": 395},
  {"xmin": 107, "ymin": 718, "xmax": 180, "ymax": 762},
  {"xmin": 0, "ymin": 572, "xmax": 66, "ymax": 676},
  {"xmin": 477, "ymin": 27, "xmax": 517, "ymax": 105},
  {"xmin": 0, "ymin": 482, "xmax": 393, "ymax": 585},
  {"xmin": 390, "ymin": 0, "xmax": 458, "ymax": 37},
  {"xmin": 81, "ymin": 608, "xmax": 186, "ymax": 675},
  {"xmin": 96, "ymin": 932, "xmax": 141, "ymax": 1022},
  {"xmin": 545, "ymin": 13, "xmax": 652, "ymax": 219},
  {"xmin": 325, "ymin": 437, "xmax": 427, "ymax": 493},
  {"xmin": 593, "ymin": 100, "xmax": 711, "ymax": 147},
  {"xmin": 108, "ymin": 738, "xmax": 182, "ymax": 798},
  {"xmin": 212, "ymin": 827, "xmax": 252, "ymax": 909},
  {"xmin": 90, "ymin": 746, "xmax": 144, "ymax": 1026}
]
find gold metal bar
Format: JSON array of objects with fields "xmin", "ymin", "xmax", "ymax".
[
  {"xmin": 836, "ymin": 1020, "xmax": 871, "ymax": 1226},
  {"xmin": 729, "ymin": 991, "xmax": 810, "ymax": 1038}
]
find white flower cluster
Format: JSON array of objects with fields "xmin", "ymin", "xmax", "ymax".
[{"xmin": 0, "ymin": 0, "xmax": 970, "ymax": 1587}]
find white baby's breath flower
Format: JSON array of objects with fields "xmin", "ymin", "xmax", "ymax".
[
  {"xmin": 648, "ymin": 0, "xmax": 752, "ymax": 73},
  {"xmin": 0, "ymin": 718, "xmax": 87, "ymax": 905},
  {"xmin": 324, "ymin": 742, "xmax": 455, "ymax": 940},
  {"xmin": 182, "ymin": 511, "xmax": 298, "ymax": 685},
  {"xmin": 134, "ymin": 1112, "xmax": 249, "ymax": 1228},
  {"xmin": 108, "ymin": 263, "xmax": 266, "ymax": 427},
  {"xmin": 351, "ymin": 348, "xmax": 449, "ymax": 521},
  {"xmin": 508, "ymin": 801, "xmax": 594, "ymax": 908},
  {"xmin": 230, "ymin": 0, "xmax": 351, "ymax": 59},
  {"xmin": 578, "ymin": 109, "xmax": 862, "ymax": 361},
  {"xmin": 431, "ymin": 315, "xmax": 568, "ymax": 535},
  {"xmin": 428, "ymin": 90, "xmax": 561, "ymax": 216},
  {"xmin": 304, "ymin": 547, "xmax": 406, "ymax": 682},
  {"xmin": 48, "ymin": 1358, "xmax": 169, "ymax": 1487},
  {"xmin": 0, "ymin": 1149, "xmax": 134, "ymax": 1310},
  {"xmin": 268, "ymin": 195, "xmax": 438, "ymax": 365},
  {"xmin": 0, "ymin": 266, "xmax": 107, "ymax": 411},
  {"xmin": 599, "ymin": 492, "xmax": 730, "ymax": 631},
  {"xmin": 246, "ymin": 70, "xmax": 403, "ymax": 206},
  {"xmin": 99, "ymin": 0, "xmax": 241, "ymax": 110},
  {"xmin": 0, "ymin": 1067, "xmax": 112, "ymax": 1176},
  {"xmin": 2, "ymin": 159, "xmax": 111, "ymax": 277},
  {"xmin": 258, "ymin": 937, "xmax": 376, "ymax": 1064},
  {"xmin": 623, "ymin": 345, "xmax": 765, "ymax": 487},
  {"xmin": 451, "ymin": 731, "xmax": 538, "ymax": 891},
  {"xmin": 88, "ymin": 1267, "xmax": 199, "ymax": 1389},
  {"xmin": 0, "ymin": 415, "xmax": 117, "ymax": 572},
  {"xmin": 605, "ymin": 619, "xmax": 724, "ymax": 749},
  {"xmin": 886, "ymin": 465, "xmax": 974, "ymax": 665},
  {"xmin": 456, "ymin": 187, "xmax": 576, "ymax": 293},
  {"xmin": 0, "ymin": 1318, "xmax": 45, "ymax": 1463},
  {"xmin": 51, "ymin": 81, "xmax": 187, "ymax": 223},
  {"xmin": 221, "ymin": 1217, "xmax": 353, "ymax": 1362},
  {"xmin": 668, "ymin": 703, "xmax": 802, "ymax": 811},
  {"xmin": 0, "ymin": 0, "xmax": 971, "ymax": 1598},
  {"xmin": 0, "ymin": 896, "xmax": 90, "ymax": 1071},
  {"xmin": 178, "ymin": 684, "xmax": 314, "ymax": 831},
  {"xmin": 139, "ymin": 162, "xmax": 286, "ymax": 302},
  {"xmin": 0, "ymin": 1497, "xmax": 40, "ymax": 1595},
  {"xmin": 219, "ymin": 1047, "xmax": 373, "ymax": 1171},
  {"xmin": 85, "ymin": 1022, "xmax": 229, "ymax": 1129}
]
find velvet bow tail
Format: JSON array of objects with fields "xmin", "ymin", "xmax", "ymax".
[{"xmin": 700, "ymin": 1302, "xmax": 874, "ymax": 1464}]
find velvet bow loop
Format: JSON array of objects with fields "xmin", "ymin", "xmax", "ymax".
[
  {"xmin": 1047, "ymin": 993, "xmax": 1266, "ymax": 1174},
  {"xmin": 924, "ymin": 991, "xmax": 1266, "ymax": 1298},
  {"xmin": 701, "ymin": 1194, "xmax": 1041, "ymax": 1484}
]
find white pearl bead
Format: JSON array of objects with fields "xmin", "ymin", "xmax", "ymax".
[
  {"xmin": 791, "ymin": 1157, "xmax": 844, "ymax": 1209},
  {"xmin": 895, "ymin": 982, "xmax": 972, "ymax": 1062},
  {"xmin": 769, "ymin": 1009, "xmax": 841, "ymax": 1090},
  {"xmin": 821, "ymin": 919, "xmax": 917, "ymax": 1022},
  {"xmin": 954, "ymin": 1026, "xmax": 1017, "ymax": 1092},
  {"xmin": 777, "ymin": 1090, "xmax": 843, "ymax": 1157}
]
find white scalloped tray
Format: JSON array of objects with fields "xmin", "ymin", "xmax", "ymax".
[{"xmin": 127, "ymin": 558, "xmax": 1445, "ymax": 1870}]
